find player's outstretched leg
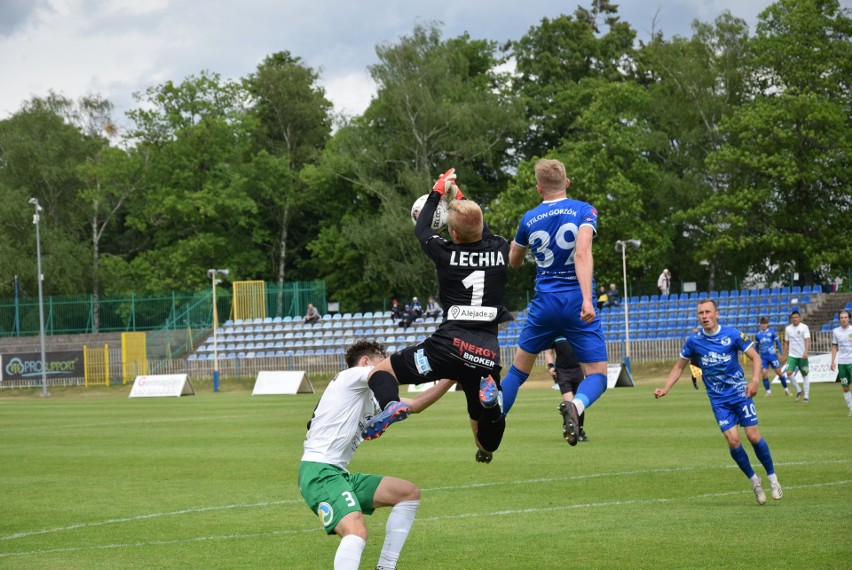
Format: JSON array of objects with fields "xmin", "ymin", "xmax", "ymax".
[
  {"xmin": 558, "ymin": 400, "xmax": 581, "ymax": 446},
  {"xmin": 362, "ymin": 401, "xmax": 411, "ymax": 440}
]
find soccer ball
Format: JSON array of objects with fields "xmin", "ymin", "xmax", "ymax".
[{"xmin": 410, "ymin": 194, "xmax": 448, "ymax": 230}]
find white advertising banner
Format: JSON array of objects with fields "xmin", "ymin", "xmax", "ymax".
[
  {"xmin": 607, "ymin": 363, "xmax": 635, "ymax": 388},
  {"xmin": 775, "ymin": 353, "xmax": 836, "ymax": 384},
  {"xmin": 129, "ymin": 374, "xmax": 195, "ymax": 398},
  {"xmin": 252, "ymin": 371, "xmax": 314, "ymax": 395}
]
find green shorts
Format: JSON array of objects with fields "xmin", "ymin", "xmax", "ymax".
[
  {"xmin": 298, "ymin": 461, "xmax": 383, "ymax": 535},
  {"xmin": 837, "ymin": 363, "xmax": 852, "ymax": 387},
  {"xmin": 786, "ymin": 356, "xmax": 809, "ymax": 376}
]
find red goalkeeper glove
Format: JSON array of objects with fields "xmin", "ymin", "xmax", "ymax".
[{"xmin": 432, "ymin": 168, "xmax": 457, "ymax": 196}]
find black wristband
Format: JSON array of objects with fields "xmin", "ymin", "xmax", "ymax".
[{"xmin": 547, "ymin": 363, "xmax": 554, "ymax": 369}]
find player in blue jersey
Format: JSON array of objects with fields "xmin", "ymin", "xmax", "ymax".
[
  {"xmin": 655, "ymin": 299, "xmax": 783, "ymax": 505},
  {"xmin": 754, "ymin": 316, "xmax": 790, "ymax": 397},
  {"xmin": 499, "ymin": 158, "xmax": 608, "ymax": 446}
]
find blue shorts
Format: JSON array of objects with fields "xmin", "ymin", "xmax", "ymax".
[
  {"xmin": 517, "ymin": 290, "xmax": 608, "ymax": 363},
  {"xmin": 710, "ymin": 395, "xmax": 759, "ymax": 432},
  {"xmin": 760, "ymin": 355, "xmax": 782, "ymax": 370}
]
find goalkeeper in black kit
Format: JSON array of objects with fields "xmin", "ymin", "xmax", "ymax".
[{"xmin": 362, "ymin": 168, "xmax": 513, "ymax": 463}]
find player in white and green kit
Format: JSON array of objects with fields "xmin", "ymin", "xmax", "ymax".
[
  {"xmin": 299, "ymin": 340, "xmax": 453, "ymax": 570},
  {"xmin": 830, "ymin": 310, "xmax": 852, "ymax": 416},
  {"xmin": 783, "ymin": 308, "xmax": 810, "ymax": 401}
]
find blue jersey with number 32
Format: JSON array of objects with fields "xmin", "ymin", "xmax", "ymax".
[
  {"xmin": 681, "ymin": 326, "xmax": 753, "ymax": 403},
  {"xmin": 513, "ymin": 197, "xmax": 598, "ymax": 293}
]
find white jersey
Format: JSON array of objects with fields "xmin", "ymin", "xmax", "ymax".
[
  {"xmin": 301, "ymin": 366, "xmax": 380, "ymax": 470},
  {"xmin": 832, "ymin": 325, "xmax": 852, "ymax": 364},
  {"xmin": 784, "ymin": 323, "xmax": 810, "ymax": 358}
]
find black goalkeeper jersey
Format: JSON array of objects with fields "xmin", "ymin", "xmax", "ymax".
[{"xmin": 414, "ymin": 191, "xmax": 512, "ymax": 333}]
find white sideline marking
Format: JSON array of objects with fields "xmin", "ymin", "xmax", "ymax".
[
  {"xmin": 423, "ymin": 458, "xmax": 852, "ymax": 492},
  {"xmin": 1, "ymin": 415, "xmax": 252, "ymax": 433},
  {"xmin": 1, "ymin": 479, "xmax": 849, "ymax": 559},
  {"xmin": 3, "ymin": 458, "xmax": 847, "ymax": 542},
  {"xmin": 0, "ymin": 500, "xmax": 301, "ymax": 541}
]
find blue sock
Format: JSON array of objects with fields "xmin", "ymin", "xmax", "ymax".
[
  {"xmin": 500, "ymin": 365, "xmax": 529, "ymax": 415},
  {"xmin": 575, "ymin": 373, "xmax": 608, "ymax": 410},
  {"xmin": 778, "ymin": 375, "xmax": 788, "ymax": 388},
  {"xmin": 762, "ymin": 378, "xmax": 770, "ymax": 391},
  {"xmin": 729, "ymin": 445, "xmax": 755, "ymax": 478},
  {"xmin": 751, "ymin": 438, "xmax": 775, "ymax": 476}
]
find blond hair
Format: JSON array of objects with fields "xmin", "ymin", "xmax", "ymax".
[
  {"xmin": 534, "ymin": 158, "xmax": 568, "ymax": 194},
  {"xmin": 447, "ymin": 200, "xmax": 483, "ymax": 243}
]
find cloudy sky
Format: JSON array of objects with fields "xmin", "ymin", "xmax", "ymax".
[{"xmin": 0, "ymin": 0, "xmax": 776, "ymax": 127}]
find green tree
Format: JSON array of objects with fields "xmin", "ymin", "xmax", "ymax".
[
  {"xmin": 638, "ymin": 12, "xmax": 753, "ymax": 291},
  {"xmin": 111, "ymin": 72, "xmax": 265, "ymax": 290},
  {"xmin": 0, "ymin": 95, "xmax": 100, "ymax": 297},
  {"xmin": 306, "ymin": 23, "xmax": 527, "ymax": 308},
  {"xmin": 702, "ymin": 0, "xmax": 852, "ymax": 286},
  {"xmin": 243, "ymin": 52, "xmax": 334, "ymax": 311},
  {"xmin": 510, "ymin": 1, "xmax": 637, "ymax": 160}
]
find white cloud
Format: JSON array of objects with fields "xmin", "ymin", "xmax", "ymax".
[{"xmin": 0, "ymin": 0, "xmax": 774, "ymax": 122}]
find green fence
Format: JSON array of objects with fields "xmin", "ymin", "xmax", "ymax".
[{"xmin": 0, "ymin": 281, "xmax": 327, "ymax": 339}]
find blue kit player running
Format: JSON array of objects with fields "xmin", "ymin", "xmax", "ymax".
[
  {"xmin": 656, "ymin": 299, "xmax": 783, "ymax": 505},
  {"xmin": 754, "ymin": 316, "xmax": 790, "ymax": 397},
  {"xmin": 499, "ymin": 158, "xmax": 608, "ymax": 445}
]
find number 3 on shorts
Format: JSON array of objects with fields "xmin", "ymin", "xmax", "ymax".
[{"xmin": 341, "ymin": 491, "xmax": 356, "ymax": 507}]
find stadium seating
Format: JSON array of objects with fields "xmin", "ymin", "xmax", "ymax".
[
  {"xmin": 496, "ymin": 286, "xmax": 819, "ymax": 347},
  {"xmin": 190, "ymin": 286, "xmax": 822, "ymax": 358}
]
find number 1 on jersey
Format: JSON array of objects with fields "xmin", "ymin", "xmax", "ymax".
[{"xmin": 462, "ymin": 271, "xmax": 485, "ymax": 306}]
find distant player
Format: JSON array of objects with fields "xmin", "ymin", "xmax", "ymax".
[
  {"xmin": 830, "ymin": 310, "xmax": 852, "ymax": 416},
  {"xmin": 299, "ymin": 340, "xmax": 454, "ymax": 570},
  {"xmin": 499, "ymin": 158, "xmax": 608, "ymax": 446},
  {"xmin": 545, "ymin": 337, "xmax": 589, "ymax": 441},
  {"xmin": 363, "ymin": 169, "xmax": 512, "ymax": 463},
  {"xmin": 754, "ymin": 316, "xmax": 790, "ymax": 397},
  {"xmin": 783, "ymin": 308, "xmax": 809, "ymax": 401},
  {"xmin": 656, "ymin": 299, "xmax": 783, "ymax": 505}
]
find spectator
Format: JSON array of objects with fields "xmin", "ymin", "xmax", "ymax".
[
  {"xmin": 390, "ymin": 299, "xmax": 402, "ymax": 322},
  {"xmin": 304, "ymin": 303, "xmax": 320, "ymax": 325},
  {"xmin": 410, "ymin": 297, "xmax": 423, "ymax": 319},
  {"xmin": 657, "ymin": 268, "xmax": 671, "ymax": 296},
  {"xmin": 425, "ymin": 296, "xmax": 442, "ymax": 318},
  {"xmin": 606, "ymin": 283, "xmax": 620, "ymax": 307},
  {"xmin": 398, "ymin": 304, "xmax": 417, "ymax": 329},
  {"xmin": 596, "ymin": 285, "xmax": 608, "ymax": 311}
]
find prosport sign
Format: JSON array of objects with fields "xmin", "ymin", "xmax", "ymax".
[{"xmin": 0, "ymin": 351, "xmax": 84, "ymax": 382}]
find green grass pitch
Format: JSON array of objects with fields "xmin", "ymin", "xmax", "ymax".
[{"xmin": 1, "ymin": 371, "xmax": 849, "ymax": 569}]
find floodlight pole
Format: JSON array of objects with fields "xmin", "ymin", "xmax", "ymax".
[
  {"xmin": 616, "ymin": 239, "xmax": 641, "ymax": 375},
  {"xmin": 30, "ymin": 198, "xmax": 50, "ymax": 398},
  {"xmin": 208, "ymin": 269, "xmax": 229, "ymax": 392}
]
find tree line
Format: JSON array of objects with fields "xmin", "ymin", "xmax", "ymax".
[{"xmin": 0, "ymin": 0, "xmax": 849, "ymax": 314}]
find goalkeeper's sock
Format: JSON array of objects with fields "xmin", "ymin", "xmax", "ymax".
[
  {"xmin": 377, "ymin": 500, "xmax": 420, "ymax": 568},
  {"xmin": 368, "ymin": 371, "xmax": 401, "ymax": 410},
  {"xmin": 499, "ymin": 365, "xmax": 529, "ymax": 415},
  {"xmin": 335, "ymin": 535, "xmax": 366, "ymax": 570}
]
